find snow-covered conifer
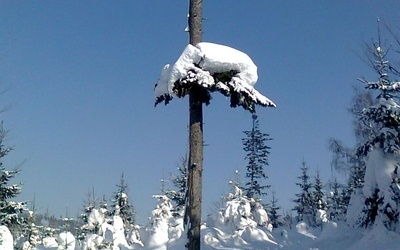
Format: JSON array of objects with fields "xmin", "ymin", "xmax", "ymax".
[
  {"xmin": 348, "ymin": 26, "xmax": 400, "ymax": 230},
  {"xmin": 327, "ymin": 179, "xmax": 346, "ymax": 221},
  {"xmin": 154, "ymin": 42, "xmax": 276, "ymax": 112},
  {"xmin": 111, "ymin": 173, "xmax": 136, "ymax": 233},
  {"xmin": 292, "ymin": 161, "xmax": 313, "ymax": 225},
  {"xmin": 312, "ymin": 170, "xmax": 327, "ymax": 227},
  {"xmin": 242, "ymin": 114, "xmax": 272, "ymax": 200},
  {"xmin": 313, "ymin": 171, "xmax": 326, "ymax": 211},
  {"xmin": 0, "ymin": 122, "xmax": 27, "ymax": 238},
  {"xmin": 165, "ymin": 156, "xmax": 188, "ymax": 212},
  {"xmin": 77, "ymin": 190, "xmax": 97, "ymax": 241}
]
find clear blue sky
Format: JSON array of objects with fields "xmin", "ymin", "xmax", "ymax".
[{"xmin": 0, "ymin": 1, "xmax": 399, "ymax": 223}]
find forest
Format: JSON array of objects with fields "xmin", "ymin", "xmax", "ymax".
[{"xmin": 0, "ymin": 1, "xmax": 399, "ymax": 249}]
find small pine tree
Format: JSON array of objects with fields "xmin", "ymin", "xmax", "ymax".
[
  {"xmin": 112, "ymin": 173, "xmax": 136, "ymax": 233},
  {"xmin": 77, "ymin": 188, "xmax": 97, "ymax": 240},
  {"xmin": 327, "ymin": 179, "xmax": 346, "ymax": 221},
  {"xmin": 312, "ymin": 171, "xmax": 327, "ymax": 211},
  {"xmin": 312, "ymin": 171, "xmax": 328, "ymax": 226},
  {"xmin": 293, "ymin": 161, "xmax": 313, "ymax": 225},
  {"xmin": 242, "ymin": 114, "xmax": 272, "ymax": 200},
  {"xmin": 21, "ymin": 197, "xmax": 42, "ymax": 248},
  {"xmin": 0, "ymin": 122, "xmax": 27, "ymax": 238},
  {"xmin": 267, "ymin": 191, "xmax": 281, "ymax": 228},
  {"xmin": 165, "ymin": 156, "xmax": 188, "ymax": 211}
]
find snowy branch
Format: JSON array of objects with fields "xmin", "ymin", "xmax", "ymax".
[{"xmin": 154, "ymin": 42, "xmax": 276, "ymax": 112}]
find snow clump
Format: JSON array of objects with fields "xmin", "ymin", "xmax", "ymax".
[{"xmin": 155, "ymin": 42, "xmax": 275, "ymax": 112}]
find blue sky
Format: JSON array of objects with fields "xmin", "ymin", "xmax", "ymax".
[{"xmin": 0, "ymin": 1, "xmax": 399, "ymax": 223}]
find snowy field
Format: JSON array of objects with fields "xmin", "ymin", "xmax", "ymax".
[{"xmin": 1, "ymin": 193, "xmax": 398, "ymax": 250}]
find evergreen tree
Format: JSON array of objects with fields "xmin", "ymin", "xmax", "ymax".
[
  {"xmin": 242, "ymin": 114, "xmax": 272, "ymax": 200},
  {"xmin": 165, "ymin": 156, "xmax": 188, "ymax": 211},
  {"xmin": 312, "ymin": 171, "xmax": 329, "ymax": 227},
  {"xmin": 327, "ymin": 179, "xmax": 345, "ymax": 221},
  {"xmin": 77, "ymin": 188, "xmax": 97, "ymax": 240},
  {"xmin": 351, "ymin": 25, "xmax": 400, "ymax": 230},
  {"xmin": 313, "ymin": 171, "xmax": 326, "ymax": 211},
  {"xmin": 293, "ymin": 161, "xmax": 313, "ymax": 225},
  {"xmin": 267, "ymin": 191, "xmax": 281, "ymax": 228},
  {"xmin": 21, "ymin": 197, "xmax": 42, "ymax": 248},
  {"xmin": 111, "ymin": 173, "xmax": 136, "ymax": 233},
  {"xmin": 0, "ymin": 122, "xmax": 27, "ymax": 238}
]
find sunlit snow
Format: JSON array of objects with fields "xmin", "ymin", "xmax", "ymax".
[{"xmin": 154, "ymin": 42, "xmax": 275, "ymax": 111}]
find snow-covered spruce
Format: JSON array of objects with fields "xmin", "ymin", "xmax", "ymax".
[
  {"xmin": 142, "ymin": 195, "xmax": 184, "ymax": 249},
  {"xmin": 347, "ymin": 40, "xmax": 400, "ymax": 231},
  {"xmin": 204, "ymin": 185, "xmax": 277, "ymax": 249},
  {"xmin": 154, "ymin": 42, "xmax": 275, "ymax": 112}
]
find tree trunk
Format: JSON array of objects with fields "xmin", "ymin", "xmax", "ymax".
[{"xmin": 186, "ymin": 0, "xmax": 203, "ymax": 249}]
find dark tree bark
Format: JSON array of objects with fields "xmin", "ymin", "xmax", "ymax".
[{"xmin": 186, "ymin": 0, "xmax": 203, "ymax": 249}]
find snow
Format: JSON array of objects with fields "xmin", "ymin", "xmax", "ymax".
[
  {"xmin": 196, "ymin": 42, "xmax": 258, "ymax": 86},
  {"xmin": 0, "ymin": 214, "xmax": 399, "ymax": 250},
  {"xmin": 0, "ymin": 225, "xmax": 13, "ymax": 249},
  {"xmin": 155, "ymin": 42, "xmax": 275, "ymax": 110},
  {"xmin": 363, "ymin": 149, "xmax": 398, "ymax": 201},
  {"xmin": 57, "ymin": 232, "xmax": 75, "ymax": 250}
]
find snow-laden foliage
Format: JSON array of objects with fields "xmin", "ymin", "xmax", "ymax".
[
  {"xmin": 77, "ymin": 208, "xmax": 139, "ymax": 249},
  {"xmin": 346, "ymin": 37, "xmax": 400, "ymax": 231},
  {"xmin": 141, "ymin": 195, "xmax": 184, "ymax": 249},
  {"xmin": 204, "ymin": 185, "xmax": 276, "ymax": 249},
  {"xmin": 112, "ymin": 173, "xmax": 136, "ymax": 231},
  {"xmin": 0, "ymin": 122, "xmax": 27, "ymax": 239},
  {"xmin": 155, "ymin": 42, "xmax": 275, "ymax": 112},
  {"xmin": 57, "ymin": 232, "xmax": 76, "ymax": 250},
  {"xmin": 312, "ymin": 171, "xmax": 327, "ymax": 227}
]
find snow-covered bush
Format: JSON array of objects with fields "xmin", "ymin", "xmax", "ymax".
[
  {"xmin": 143, "ymin": 195, "xmax": 183, "ymax": 249},
  {"xmin": 57, "ymin": 232, "xmax": 75, "ymax": 250},
  {"xmin": 204, "ymin": 185, "xmax": 276, "ymax": 248}
]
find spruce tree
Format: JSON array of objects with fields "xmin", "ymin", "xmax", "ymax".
[
  {"xmin": 309, "ymin": 171, "xmax": 327, "ymax": 226},
  {"xmin": 293, "ymin": 161, "xmax": 313, "ymax": 225},
  {"xmin": 327, "ymin": 179, "xmax": 346, "ymax": 221},
  {"xmin": 0, "ymin": 122, "xmax": 27, "ymax": 238},
  {"xmin": 165, "ymin": 156, "xmax": 188, "ymax": 212},
  {"xmin": 313, "ymin": 171, "xmax": 326, "ymax": 211},
  {"xmin": 112, "ymin": 173, "xmax": 136, "ymax": 233},
  {"xmin": 242, "ymin": 114, "xmax": 272, "ymax": 200},
  {"xmin": 77, "ymin": 188, "xmax": 96, "ymax": 240},
  {"xmin": 268, "ymin": 191, "xmax": 281, "ymax": 228},
  {"xmin": 352, "ymin": 24, "xmax": 400, "ymax": 230}
]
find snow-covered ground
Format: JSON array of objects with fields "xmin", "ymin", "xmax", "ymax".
[
  {"xmin": 2, "ymin": 218, "xmax": 399, "ymax": 249},
  {"xmin": 2, "ymin": 192, "xmax": 398, "ymax": 250}
]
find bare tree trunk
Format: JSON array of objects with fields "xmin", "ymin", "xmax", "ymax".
[{"xmin": 186, "ymin": 0, "xmax": 203, "ymax": 249}]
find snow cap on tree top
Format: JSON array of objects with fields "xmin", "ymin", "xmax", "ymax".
[{"xmin": 155, "ymin": 42, "xmax": 275, "ymax": 112}]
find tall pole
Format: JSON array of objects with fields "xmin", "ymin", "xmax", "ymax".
[{"xmin": 187, "ymin": 0, "xmax": 203, "ymax": 249}]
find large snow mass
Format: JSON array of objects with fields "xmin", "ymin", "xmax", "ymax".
[
  {"xmin": 3, "ymin": 190, "xmax": 400, "ymax": 249},
  {"xmin": 154, "ymin": 42, "xmax": 275, "ymax": 111}
]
